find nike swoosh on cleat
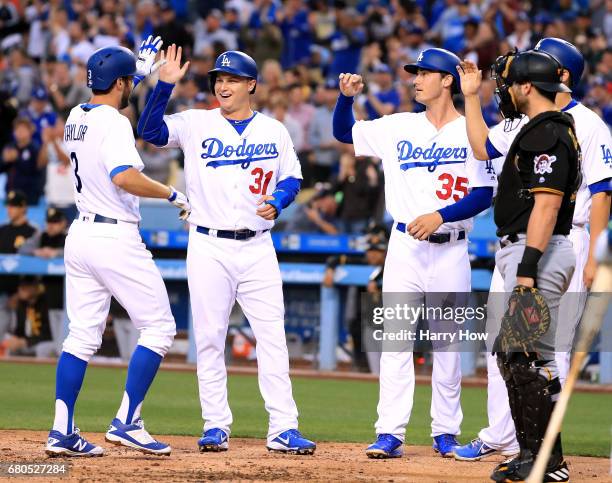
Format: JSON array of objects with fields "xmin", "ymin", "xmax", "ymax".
[{"xmin": 276, "ymin": 436, "xmax": 291, "ymax": 445}]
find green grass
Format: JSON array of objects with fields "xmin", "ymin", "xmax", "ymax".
[{"xmin": 1, "ymin": 362, "xmax": 610, "ymax": 457}]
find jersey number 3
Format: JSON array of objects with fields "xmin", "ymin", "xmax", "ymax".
[
  {"xmin": 70, "ymin": 152, "xmax": 83, "ymax": 193},
  {"xmin": 249, "ymin": 168, "xmax": 273, "ymax": 195},
  {"xmin": 436, "ymin": 173, "xmax": 468, "ymax": 201}
]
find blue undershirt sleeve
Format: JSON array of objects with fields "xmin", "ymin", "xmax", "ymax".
[
  {"xmin": 137, "ymin": 80, "xmax": 174, "ymax": 146},
  {"xmin": 437, "ymin": 186, "xmax": 493, "ymax": 222},
  {"xmin": 109, "ymin": 165, "xmax": 132, "ymax": 179},
  {"xmin": 265, "ymin": 177, "xmax": 302, "ymax": 218},
  {"xmin": 588, "ymin": 178, "xmax": 612, "ymax": 196},
  {"xmin": 332, "ymin": 94, "xmax": 356, "ymax": 144},
  {"xmin": 485, "ymin": 138, "xmax": 503, "ymax": 160}
]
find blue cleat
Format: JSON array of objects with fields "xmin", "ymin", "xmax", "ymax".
[
  {"xmin": 105, "ymin": 418, "xmax": 170, "ymax": 455},
  {"xmin": 45, "ymin": 428, "xmax": 104, "ymax": 457},
  {"xmin": 432, "ymin": 433, "xmax": 459, "ymax": 458},
  {"xmin": 198, "ymin": 428, "xmax": 229, "ymax": 452},
  {"xmin": 365, "ymin": 434, "xmax": 403, "ymax": 459},
  {"xmin": 267, "ymin": 429, "xmax": 316, "ymax": 455},
  {"xmin": 454, "ymin": 438, "xmax": 499, "ymax": 461}
]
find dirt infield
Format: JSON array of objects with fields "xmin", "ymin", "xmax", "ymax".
[{"xmin": 1, "ymin": 431, "xmax": 610, "ymax": 482}]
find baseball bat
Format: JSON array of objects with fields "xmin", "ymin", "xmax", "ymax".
[{"xmin": 526, "ymin": 264, "xmax": 612, "ymax": 483}]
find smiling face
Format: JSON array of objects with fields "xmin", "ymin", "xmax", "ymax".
[
  {"xmin": 214, "ymin": 72, "xmax": 256, "ymax": 114},
  {"xmin": 412, "ymin": 68, "xmax": 453, "ymax": 105}
]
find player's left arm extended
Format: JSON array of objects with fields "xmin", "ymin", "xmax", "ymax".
[
  {"xmin": 137, "ymin": 80, "xmax": 173, "ymax": 146},
  {"xmin": 112, "ymin": 167, "xmax": 173, "ymax": 198},
  {"xmin": 112, "ymin": 167, "xmax": 190, "ymax": 217},
  {"xmin": 407, "ymin": 186, "xmax": 493, "ymax": 240}
]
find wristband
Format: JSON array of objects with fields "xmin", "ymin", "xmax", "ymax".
[{"xmin": 516, "ymin": 246, "xmax": 543, "ymax": 280}]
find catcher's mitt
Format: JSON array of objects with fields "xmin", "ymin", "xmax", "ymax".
[{"xmin": 494, "ymin": 285, "xmax": 551, "ymax": 353}]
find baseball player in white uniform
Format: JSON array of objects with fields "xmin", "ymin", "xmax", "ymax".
[
  {"xmin": 137, "ymin": 45, "xmax": 316, "ymax": 454},
  {"xmin": 453, "ymin": 39, "xmax": 612, "ymax": 462},
  {"xmin": 45, "ymin": 43, "xmax": 191, "ymax": 457},
  {"xmin": 333, "ymin": 48, "xmax": 497, "ymax": 459}
]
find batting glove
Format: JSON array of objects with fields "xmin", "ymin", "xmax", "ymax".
[
  {"xmin": 133, "ymin": 35, "xmax": 166, "ymax": 88},
  {"xmin": 168, "ymin": 186, "xmax": 191, "ymax": 220}
]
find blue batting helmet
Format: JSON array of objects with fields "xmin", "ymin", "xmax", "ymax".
[
  {"xmin": 404, "ymin": 48, "xmax": 461, "ymax": 93},
  {"xmin": 87, "ymin": 46, "xmax": 137, "ymax": 91},
  {"xmin": 534, "ymin": 38, "xmax": 584, "ymax": 88},
  {"xmin": 208, "ymin": 51, "xmax": 258, "ymax": 93}
]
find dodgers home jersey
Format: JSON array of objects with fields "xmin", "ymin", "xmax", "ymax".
[
  {"xmin": 488, "ymin": 101, "xmax": 612, "ymax": 226},
  {"xmin": 163, "ymin": 109, "xmax": 302, "ymax": 231},
  {"xmin": 64, "ymin": 104, "xmax": 144, "ymax": 222},
  {"xmin": 352, "ymin": 112, "xmax": 497, "ymax": 232}
]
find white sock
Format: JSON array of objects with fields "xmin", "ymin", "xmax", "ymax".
[{"xmin": 52, "ymin": 400, "xmax": 72, "ymax": 434}]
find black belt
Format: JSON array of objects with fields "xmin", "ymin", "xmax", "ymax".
[
  {"xmin": 196, "ymin": 226, "xmax": 268, "ymax": 240},
  {"xmin": 396, "ymin": 223, "xmax": 465, "ymax": 244},
  {"xmin": 499, "ymin": 233, "xmax": 520, "ymax": 248},
  {"xmin": 77, "ymin": 213, "xmax": 118, "ymax": 224}
]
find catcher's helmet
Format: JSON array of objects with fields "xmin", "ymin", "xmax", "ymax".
[
  {"xmin": 208, "ymin": 51, "xmax": 258, "ymax": 93},
  {"xmin": 506, "ymin": 50, "xmax": 570, "ymax": 93},
  {"xmin": 404, "ymin": 48, "xmax": 461, "ymax": 93},
  {"xmin": 87, "ymin": 46, "xmax": 137, "ymax": 91},
  {"xmin": 534, "ymin": 37, "xmax": 584, "ymax": 88}
]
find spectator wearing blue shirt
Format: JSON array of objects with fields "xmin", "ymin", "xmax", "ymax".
[
  {"xmin": 0, "ymin": 118, "xmax": 46, "ymax": 205},
  {"xmin": 329, "ymin": 7, "xmax": 367, "ymax": 79},
  {"xmin": 364, "ymin": 64, "xmax": 400, "ymax": 120},
  {"xmin": 23, "ymin": 87, "xmax": 57, "ymax": 146},
  {"xmin": 428, "ymin": 0, "xmax": 477, "ymax": 54},
  {"xmin": 278, "ymin": 0, "xmax": 312, "ymax": 68},
  {"xmin": 248, "ymin": 0, "xmax": 278, "ymax": 30}
]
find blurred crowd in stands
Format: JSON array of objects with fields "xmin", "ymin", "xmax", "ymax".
[{"xmin": 0, "ymin": 0, "xmax": 610, "ymax": 239}]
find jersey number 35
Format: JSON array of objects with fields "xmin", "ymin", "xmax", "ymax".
[{"xmin": 436, "ymin": 173, "xmax": 467, "ymax": 202}]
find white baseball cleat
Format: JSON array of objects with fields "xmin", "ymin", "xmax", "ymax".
[{"xmin": 105, "ymin": 418, "xmax": 171, "ymax": 455}]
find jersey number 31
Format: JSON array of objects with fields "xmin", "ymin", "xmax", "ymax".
[{"xmin": 249, "ymin": 168, "xmax": 273, "ymax": 195}]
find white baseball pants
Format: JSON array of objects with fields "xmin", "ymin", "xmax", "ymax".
[
  {"xmin": 187, "ymin": 227, "xmax": 298, "ymax": 439},
  {"xmin": 63, "ymin": 219, "xmax": 176, "ymax": 361},
  {"xmin": 375, "ymin": 228, "xmax": 470, "ymax": 440}
]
